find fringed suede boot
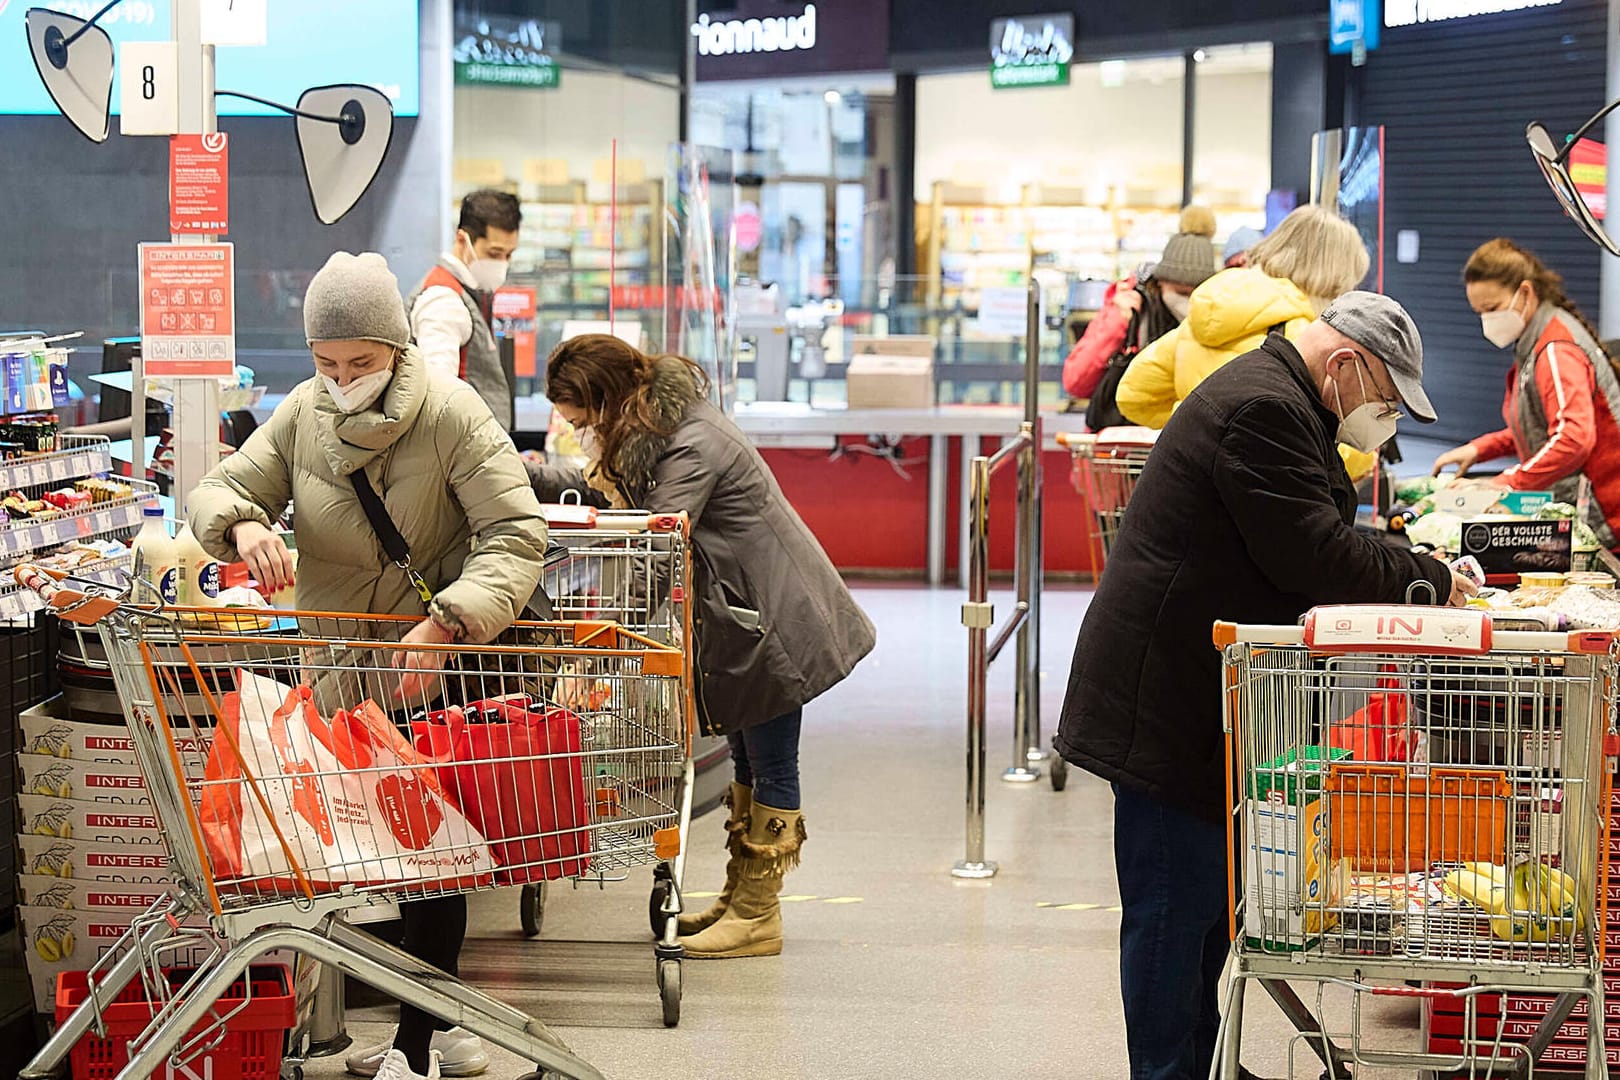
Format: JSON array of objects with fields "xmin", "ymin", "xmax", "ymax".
[
  {"xmin": 680, "ymin": 800, "xmax": 805, "ymax": 959},
  {"xmin": 675, "ymin": 782, "xmax": 752, "ymax": 935}
]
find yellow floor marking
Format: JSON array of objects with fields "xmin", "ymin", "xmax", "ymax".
[
  {"xmin": 1036, "ymin": 901, "xmax": 1115, "ymax": 911},
  {"xmin": 684, "ymin": 890, "xmax": 720, "ymax": 899},
  {"xmin": 779, "ymin": 894, "xmax": 819, "ymax": 903},
  {"xmin": 821, "ymin": 896, "xmax": 865, "ymax": 904}
]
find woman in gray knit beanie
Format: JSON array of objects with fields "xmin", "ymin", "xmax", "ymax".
[{"xmin": 188, "ymin": 251, "xmax": 549, "ymax": 1080}]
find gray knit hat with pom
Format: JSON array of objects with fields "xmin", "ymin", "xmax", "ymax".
[{"xmin": 303, "ymin": 251, "xmax": 411, "ymax": 348}]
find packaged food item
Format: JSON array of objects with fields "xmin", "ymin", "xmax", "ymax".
[
  {"xmin": 1566, "ymin": 572, "xmax": 1615, "ymax": 590},
  {"xmin": 1450, "ymin": 556, "xmax": 1486, "ymax": 588},
  {"xmin": 1519, "ymin": 571, "xmax": 1568, "ymax": 590},
  {"xmin": 174, "ymin": 523, "xmax": 221, "ymax": 606}
]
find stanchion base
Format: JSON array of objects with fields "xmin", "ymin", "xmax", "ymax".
[
  {"xmin": 1001, "ymin": 766, "xmax": 1042, "ymax": 783},
  {"xmin": 951, "ymin": 860, "xmax": 999, "ymax": 879},
  {"xmin": 1025, "ymin": 746, "xmax": 1051, "ymax": 764}
]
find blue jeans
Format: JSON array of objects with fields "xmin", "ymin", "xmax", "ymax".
[
  {"xmin": 728, "ymin": 708, "xmax": 802, "ymax": 810},
  {"xmin": 1113, "ymin": 783, "xmax": 1232, "ymax": 1080}
]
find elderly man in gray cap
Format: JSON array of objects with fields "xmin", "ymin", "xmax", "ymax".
[{"xmin": 1055, "ymin": 291, "xmax": 1476, "ymax": 1080}]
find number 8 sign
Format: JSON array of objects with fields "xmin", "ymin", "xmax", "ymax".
[{"xmin": 118, "ymin": 41, "xmax": 179, "ymax": 136}]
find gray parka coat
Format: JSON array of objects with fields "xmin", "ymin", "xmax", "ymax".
[{"xmin": 534, "ymin": 357, "xmax": 875, "ymax": 734}]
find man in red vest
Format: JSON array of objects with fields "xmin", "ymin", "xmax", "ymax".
[{"xmin": 406, "ymin": 190, "xmax": 522, "ymax": 431}]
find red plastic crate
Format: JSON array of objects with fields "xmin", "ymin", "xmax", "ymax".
[{"xmin": 57, "ymin": 964, "xmax": 295, "ymax": 1080}]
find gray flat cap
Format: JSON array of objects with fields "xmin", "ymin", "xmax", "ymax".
[
  {"xmin": 304, "ymin": 251, "xmax": 411, "ymax": 348},
  {"xmin": 1320, "ymin": 290, "xmax": 1435, "ymax": 423}
]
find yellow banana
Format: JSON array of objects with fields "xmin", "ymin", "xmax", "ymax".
[
  {"xmin": 1533, "ymin": 863, "xmax": 1583, "ymax": 939},
  {"xmin": 56, "ymin": 782, "xmax": 70, "ymax": 798},
  {"xmin": 34, "ymin": 864, "xmax": 55, "ymax": 878},
  {"xmin": 35, "ymin": 937, "xmax": 61, "ymax": 963},
  {"xmin": 58, "ymin": 931, "xmax": 75, "ymax": 957},
  {"xmin": 1444, "ymin": 862, "xmax": 1532, "ymax": 942},
  {"xmin": 58, "ymin": 822, "xmax": 71, "ymax": 840}
]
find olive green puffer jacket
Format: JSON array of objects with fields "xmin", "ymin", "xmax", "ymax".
[{"xmin": 188, "ymin": 346, "xmax": 547, "ymax": 643}]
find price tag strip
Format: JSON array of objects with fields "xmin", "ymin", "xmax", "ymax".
[
  {"xmin": 0, "ymin": 492, "xmax": 157, "ymax": 562},
  {"xmin": 0, "ymin": 446, "xmax": 113, "ymax": 495}
]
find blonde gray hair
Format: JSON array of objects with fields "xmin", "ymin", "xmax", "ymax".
[{"xmin": 1248, "ymin": 205, "xmax": 1370, "ymax": 303}]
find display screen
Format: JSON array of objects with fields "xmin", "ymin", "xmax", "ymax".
[
  {"xmin": 0, "ymin": 1, "xmax": 419, "ymax": 117},
  {"xmin": 1336, "ymin": 126, "xmax": 1384, "ymax": 291}
]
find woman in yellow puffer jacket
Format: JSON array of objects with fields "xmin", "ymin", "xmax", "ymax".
[{"xmin": 1116, "ymin": 205, "xmax": 1379, "ymax": 478}]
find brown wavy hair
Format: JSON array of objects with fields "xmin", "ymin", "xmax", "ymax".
[
  {"xmin": 544, "ymin": 334, "xmax": 709, "ymax": 484},
  {"xmin": 1463, "ymin": 237, "xmax": 1606, "ymax": 350}
]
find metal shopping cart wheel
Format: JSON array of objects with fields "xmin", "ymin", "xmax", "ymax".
[
  {"xmin": 657, "ymin": 956, "xmax": 682, "ymax": 1027},
  {"xmin": 519, "ymin": 882, "xmax": 547, "ymax": 939}
]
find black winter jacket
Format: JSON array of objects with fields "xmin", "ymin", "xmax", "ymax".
[{"xmin": 1055, "ymin": 335, "xmax": 1453, "ymax": 821}]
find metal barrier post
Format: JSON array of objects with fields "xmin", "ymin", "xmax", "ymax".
[
  {"xmin": 1006, "ymin": 281, "xmax": 1044, "ymax": 781},
  {"xmin": 955, "ymin": 451, "xmax": 997, "ymax": 879}
]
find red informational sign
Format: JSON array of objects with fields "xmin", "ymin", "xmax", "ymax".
[
  {"xmin": 138, "ymin": 242, "xmax": 236, "ymax": 377},
  {"xmin": 1571, "ymin": 137, "xmax": 1607, "ymax": 220},
  {"xmin": 492, "ymin": 286, "xmax": 539, "ymax": 377},
  {"xmin": 169, "ymin": 132, "xmax": 230, "ymax": 234}
]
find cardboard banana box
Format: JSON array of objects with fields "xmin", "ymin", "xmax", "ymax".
[
  {"xmin": 16, "ymin": 751, "xmax": 152, "ymax": 803},
  {"xmin": 16, "ymin": 873, "xmax": 174, "ymax": 911},
  {"xmin": 20, "ymin": 699, "xmax": 210, "ymax": 765},
  {"xmin": 16, "ymin": 834, "xmax": 176, "ymax": 882},
  {"xmin": 16, "ymin": 793, "xmax": 163, "ymax": 843},
  {"xmin": 16, "ymin": 903, "xmax": 216, "ymax": 1014}
]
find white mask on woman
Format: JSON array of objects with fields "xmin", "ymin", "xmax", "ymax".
[
  {"xmin": 577, "ymin": 426, "xmax": 600, "ymax": 460},
  {"xmin": 1481, "ymin": 287, "xmax": 1529, "ymax": 349},
  {"xmin": 1162, "ymin": 291, "xmax": 1191, "ymax": 321},
  {"xmin": 323, "ymin": 366, "xmax": 393, "ymax": 414}
]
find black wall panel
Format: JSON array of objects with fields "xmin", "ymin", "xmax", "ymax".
[{"xmin": 1358, "ymin": 0, "xmax": 1608, "ymax": 444}]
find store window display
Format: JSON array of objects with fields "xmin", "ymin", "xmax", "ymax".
[{"xmin": 1432, "ymin": 238, "xmax": 1620, "ymax": 550}]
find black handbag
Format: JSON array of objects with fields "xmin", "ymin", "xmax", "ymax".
[{"xmin": 1084, "ymin": 308, "xmax": 1141, "ymax": 432}]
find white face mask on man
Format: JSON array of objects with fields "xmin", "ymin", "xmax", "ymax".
[
  {"xmin": 458, "ymin": 230, "xmax": 510, "ymax": 292},
  {"xmin": 323, "ymin": 365, "xmax": 394, "ymax": 414},
  {"xmin": 1327, "ymin": 350, "xmax": 1400, "ymax": 453}
]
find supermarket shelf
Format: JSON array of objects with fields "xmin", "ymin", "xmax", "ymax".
[
  {"xmin": 0, "ymin": 491, "xmax": 155, "ymax": 560},
  {"xmin": 0, "ymin": 445, "xmax": 112, "ymax": 494}
]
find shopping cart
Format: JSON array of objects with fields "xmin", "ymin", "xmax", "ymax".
[
  {"xmin": 16, "ymin": 566, "xmax": 692, "ymax": 1080},
  {"xmin": 1212, "ymin": 604, "xmax": 1619, "ymax": 1079},
  {"xmin": 1055, "ymin": 428, "xmax": 1156, "ymax": 575},
  {"xmin": 520, "ymin": 509, "xmax": 696, "ymax": 967}
]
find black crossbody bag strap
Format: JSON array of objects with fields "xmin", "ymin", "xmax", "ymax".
[{"xmin": 349, "ymin": 468, "xmax": 436, "ymax": 605}]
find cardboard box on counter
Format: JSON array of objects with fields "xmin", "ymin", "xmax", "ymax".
[
  {"xmin": 845, "ymin": 335, "xmax": 935, "ymax": 410},
  {"xmin": 16, "ymin": 793, "xmax": 162, "ymax": 842},
  {"xmin": 1460, "ymin": 517, "xmax": 1572, "ymax": 582}
]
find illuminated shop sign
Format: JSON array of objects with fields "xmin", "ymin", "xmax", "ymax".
[
  {"xmin": 454, "ymin": 16, "xmax": 561, "ymax": 89},
  {"xmin": 692, "ymin": 3, "xmax": 817, "ymax": 57},
  {"xmin": 989, "ymin": 13, "xmax": 1075, "ymax": 89},
  {"xmin": 1384, "ymin": 0, "xmax": 1562, "ymax": 28}
]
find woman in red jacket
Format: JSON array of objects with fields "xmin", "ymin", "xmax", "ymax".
[
  {"xmin": 1061, "ymin": 207, "xmax": 1217, "ymax": 404},
  {"xmin": 1432, "ymin": 238, "xmax": 1620, "ymax": 548}
]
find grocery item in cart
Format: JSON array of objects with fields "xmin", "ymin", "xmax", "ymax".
[
  {"xmin": 1243, "ymin": 748, "xmax": 1350, "ymax": 948},
  {"xmin": 199, "ymin": 671, "xmax": 497, "ymax": 890},
  {"xmin": 411, "ymin": 697, "xmax": 593, "ymax": 884}
]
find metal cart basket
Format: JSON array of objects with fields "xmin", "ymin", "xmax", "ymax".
[
  {"xmin": 18, "ymin": 566, "xmax": 693, "ymax": 1080},
  {"xmin": 1056, "ymin": 429, "xmax": 1155, "ymax": 574},
  {"xmin": 521, "ymin": 509, "xmax": 697, "ymax": 1019},
  {"xmin": 1213, "ymin": 606, "xmax": 1619, "ymax": 1079}
]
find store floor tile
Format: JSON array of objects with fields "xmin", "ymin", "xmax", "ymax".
[{"xmin": 297, "ymin": 585, "xmax": 1436, "ymax": 1080}]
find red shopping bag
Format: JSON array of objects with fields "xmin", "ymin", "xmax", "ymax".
[
  {"xmin": 1329, "ymin": 675, "xmax": 1415, "ymax": 762},
  {"xmin": 411, "ymin": 697, "xmax": 592, "ymax": 884}
]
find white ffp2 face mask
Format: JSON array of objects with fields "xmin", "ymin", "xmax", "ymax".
[
  {"xmin": 460, "ymin": 231, "xmax": 511, "ymax": 292},
  {"xmin": 1480, "ymin": 305, "xmax": 1527, "ymax": 349},
  {"xmin": 577, "ymin": 427, "xmax": 600, "ymax": 459},
  {"xmin": 323, "ymin": 366, "xmax": 394, "ymax": 413},
  {"xmin": 1330, "ymin": 352, "xmax": 1399, "ymax": 453},
  {"xmin": 1162, "ymin": 291, "xmax": 1191, "ymax": 321}
]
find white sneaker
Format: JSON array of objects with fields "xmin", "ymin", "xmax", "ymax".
[
  {"xmin": 347, "ymin": 1030, "xmax": 488, "ymax": 1077},
  {"xmin": 372, "ymin": 1049, "xmax": 441, "ymax": 1080}
]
